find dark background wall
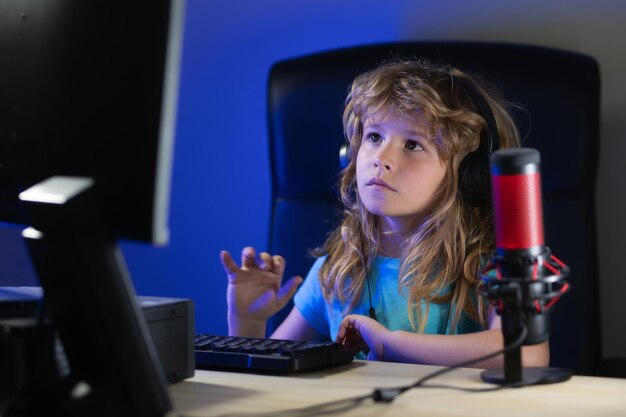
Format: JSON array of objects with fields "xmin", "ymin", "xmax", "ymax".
[{"xmin": 1, "ymin": 0, "xmax": 624, "ymax": 361}]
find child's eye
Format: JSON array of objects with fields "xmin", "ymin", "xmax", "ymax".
[
  {"xmin": 366, "ymin": 132, "xmax": 382, "ymax": 143},
  {"xmin": 405, "ymin": 140, "xmax": 423, "ymax": 151}
]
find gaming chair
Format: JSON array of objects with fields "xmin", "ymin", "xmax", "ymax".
[{"xmin": 266, "ymin": 42, "xmax": 602, "ymax": 376}]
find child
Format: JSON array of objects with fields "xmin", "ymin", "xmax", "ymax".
[{"xmin": 220, "ymin": 59, "xmax": 549, "ymax": 368}]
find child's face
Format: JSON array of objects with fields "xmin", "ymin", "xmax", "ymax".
[{"xmin": 356, "ymin": 110, "xmax": 447, "ymax": 233}]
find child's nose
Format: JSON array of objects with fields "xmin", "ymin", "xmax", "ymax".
[
  {"xmin": 373, "ymin": 145, "xmax": 394, "ymax": 172},
  {"xmin": 373, "ymin": 158, "xmax": 391, "ymax": 173}
]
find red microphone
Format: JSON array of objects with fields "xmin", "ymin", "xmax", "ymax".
[
  {"xmin": 481, "ymin": 148, "xmax": 571, "ymax": 385},
  {"xmin": 492, "ymin": 155, "xmax": 544, "ymax": 252},
  {"xmin": 483, "ymin": 148, "xmax": 569, "ymax": 344}
]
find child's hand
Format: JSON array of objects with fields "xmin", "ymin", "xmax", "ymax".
[
  {"xmin": 220, "ymin": 247, "xmax": 302, "ymax": 330},
  {"xmin": 335, "ymin": 314, "xmax": 390, "ymax": 361}
]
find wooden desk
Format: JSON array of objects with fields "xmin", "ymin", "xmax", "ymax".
[{"xmin": 170, "ymin": 360, "xmax": 626, "ymax": 416}]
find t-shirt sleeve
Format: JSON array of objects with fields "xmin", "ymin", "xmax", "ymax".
[{"xmin": 293, "ymin": 256, "xmax": 330, "ymax": 338}]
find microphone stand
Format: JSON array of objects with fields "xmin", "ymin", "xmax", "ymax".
[
  {"xmin": 480, "ymin": 251, "xmax": 572, "ymax": 386},
  {"xmin": 482, "ymin": 282, "xmax": 524, "ymax": 383}
]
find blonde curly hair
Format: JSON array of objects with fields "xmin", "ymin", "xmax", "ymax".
[{"xmin": 314, "ymin": 59, "xmax": 520, "ymax": 332}]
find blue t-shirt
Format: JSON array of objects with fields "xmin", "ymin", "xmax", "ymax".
[{"xmin": 293, "ymin": 255, "xmax": 483, "ymax": 342}]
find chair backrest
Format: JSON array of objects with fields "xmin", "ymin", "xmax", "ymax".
[{"xmin": 267, "ymin": 42, "xmax": 601, "ymax": 375}]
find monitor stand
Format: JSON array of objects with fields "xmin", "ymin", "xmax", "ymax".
[{"xmin": 10, "ymin": 176, "xmax": 171, "ymax": 417}]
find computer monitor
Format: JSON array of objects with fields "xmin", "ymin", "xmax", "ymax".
[{"xmin": 0, "ymin": 1, "xmax": 185, "ymax": 415}]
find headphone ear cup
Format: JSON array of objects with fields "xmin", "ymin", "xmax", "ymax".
[{"xmin": 458, "ymin": 151, "xmax": 491, "ymax": 207}]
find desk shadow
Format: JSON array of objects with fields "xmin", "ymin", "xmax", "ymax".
[
  {"xmin": 297, "ymin": 360, "xmax": 368, "ymax": 379},
  {"xmin": 196, "ymin": 360, "xmax": 366, "ymax": 380}
]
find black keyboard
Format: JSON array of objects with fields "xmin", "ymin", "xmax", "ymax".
[{"xmin": 194, "ymin": 334, "xmax": 354, "ymax": 372}]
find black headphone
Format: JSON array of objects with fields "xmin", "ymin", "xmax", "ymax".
[
  {"xmin": 338, "ymin": 73, "xmax": 500, "ymax": 208},
  {"xmin": 453, "ymin": 75, "xmax": 500, "ymax": 207}
]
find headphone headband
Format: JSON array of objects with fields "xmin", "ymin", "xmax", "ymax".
[{"xmin": 448, "ymin": 73, "xmax": 501, "ymax": 207}]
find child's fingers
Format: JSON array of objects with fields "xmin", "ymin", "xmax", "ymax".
[
  {"xmin": 336, "ymin": 321, "xmax": 368, "ymax": 354},
  {"xmin": 341, "ymin": 314, "xmax": 360, "ymax": 330},
  {"xmin": 220, "ymin": 250, "xmax": 240, "ymax": 278},
  {"xmin": 336, "ymin": 315, "xmax": 357, "ymax": 341},
  {"xmin": 275, "ymin": 276, "xmax": 303, "ymax": 309},
  {"xmin": 343, "ymin": 314, "xmax": 376, "ymax": 335},
  {"xmin": 241, "ymin": 247, "xmax": 257, "ymax": 269},
  {"xmin": 271, "ymin": 255, "xmax": 286, "ymax": 277},
  {"xmin": 258, "ymin": 252, "xmax": 273, "ymax": 271}
]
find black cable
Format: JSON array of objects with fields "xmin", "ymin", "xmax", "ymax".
[
  {"xmin": 205, "ymin": 393, "xmax": 373, "ymax": 417},
  {"xmin": 365, "ymin": 272, "xmax": 377, "ymax": 321},
  {"xmin": 193, "ymin": 325, "xmax": 529, "ymax": 417},
  {"xmin": 357, "ymin": 229, "xmax": 377, "ymax": 321},
  {"xmin": 371, "ymin": 324, "xmax": 528, "ymax": 402},
  {"xmin": 441, "ymin": 300, "xmax": 451, "ymax": 335}
]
